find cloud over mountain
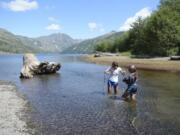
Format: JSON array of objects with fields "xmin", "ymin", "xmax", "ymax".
[
  {"xmin": 88, "ymin": 22, "xmax": 105, "ymax": 32},
  {"xmin": 45, "ymin": 24, "xmax": 61, "ymax": 31}
]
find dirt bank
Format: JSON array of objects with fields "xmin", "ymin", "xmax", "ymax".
[
  {"xmin": 83, "ymin": 55, "xmax": 180, "ymax": 72},
  {"xmin": 0, "ymin": 81, "xmax": 33, "ymax": 135}
]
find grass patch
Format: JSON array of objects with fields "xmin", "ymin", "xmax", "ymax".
[{"xmin": 120, "ymin": 51, "xmax": 132, "ymax": 57}]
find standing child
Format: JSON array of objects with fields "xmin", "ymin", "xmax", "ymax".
[
  {"xmin": 104, "ymin": 62, "xmax": 125, "ymax": 95},
  {"xmin": 122, "ymin": 65, "xmax": 138, "ymax": 101}
]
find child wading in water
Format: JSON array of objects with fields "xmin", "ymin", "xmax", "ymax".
[
  {"xmin": 104, "ymin": 62, "xmax": 125, "ymax": 95},
  {"xmin": 122, "ymin": 65, "xmax": 138, "ymax": 101}
]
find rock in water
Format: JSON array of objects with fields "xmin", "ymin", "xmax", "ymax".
[{"xmin": 20, "ymin": 54, "xmax": 61, "ymax": 78}]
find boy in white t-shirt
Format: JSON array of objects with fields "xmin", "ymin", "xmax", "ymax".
[{"xmin": 104, "ymin": 62, "xmax": 125, "ymax": 95}]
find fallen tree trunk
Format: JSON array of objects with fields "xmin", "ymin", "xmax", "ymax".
[
  {"xmin": 20, "ymin": 54, "xmax": 61, "ymax": 79},
  {"xmin": 170, "ymin": 56, "xmax": 180, "ymax": 61}
]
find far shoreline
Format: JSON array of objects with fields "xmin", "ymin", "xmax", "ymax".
[
  {"xmin": 82, "ymin": 55, "xmax": 180, "ymax": 73},
  {"xmin": 0, "ymin": 52, "xmax": 179, "ymax": 72}
]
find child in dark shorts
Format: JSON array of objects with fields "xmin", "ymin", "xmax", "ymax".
[
  {"xmin": 122, "ymin": 65, "xmax": 138, "ymax": 101},
  {"xmin": 105, "ymin": 62, "xmax": 125, "ymax": 95}
]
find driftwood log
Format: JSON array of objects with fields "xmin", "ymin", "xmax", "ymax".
[
  {"xmin": 170, "ymin": 56, "xmax": 180, "ymax": 61},
  {"xmin": 94, "ymin": 53, "xmax": 101, "ymax": 57},
  {"xmin": 20, "ymin": 54, "xmax": 61, "ymax": 79},
  {"xmin": 94, "ymin": 52, "xmax": 119, "ymax": 57}
]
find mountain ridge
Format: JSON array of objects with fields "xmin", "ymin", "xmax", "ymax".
[
  {"xmin": 36, "ymin": 33, "xmax": 80, "ymax": 52},
  {"xmin": 0, "ymin": 28, "xmax": 78, "ymax": 53},
  {"xmin": 0, "ymin": 27, "xmax": 124, "ymax": 54},
  {"xmin": 63, "ymin": 31, "xmax": 124, "ymax": 54}
]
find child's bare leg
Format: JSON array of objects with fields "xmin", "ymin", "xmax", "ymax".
[
  {"xmin": 114, "ymin": 85, "xmax": 118, "ymax": 95},
  {"xmin": 132, "ymin": 94, "xmax": 136, "ymax": 101},
  {"xmin": 107, "ymin": 84, "xmax": 111, "ymax": 94},
  {"xmin": 122, "ymin": 91, "xmax": 129, "ymax": 99}
]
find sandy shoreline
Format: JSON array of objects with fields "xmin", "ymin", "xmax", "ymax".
[
  {"xmin": 0, "ymin": 81, "xmax": 33, "ymax": 135},
  {"xmin": 83, "ymin": 55, "xmax": 180, "ymax": 72}
]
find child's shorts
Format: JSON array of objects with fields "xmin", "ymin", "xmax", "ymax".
[
  {"xmin": 108, "ymin": 80, "xmax": 118, "ymax": 87},
  {"xmin": 127, "ymin": 84, "xmax": 137, "ymax": 94}
]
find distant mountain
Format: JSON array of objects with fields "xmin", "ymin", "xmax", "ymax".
[
  {"xmin": 36, "ymin": 33, "xmax": 80, "ymax": 52},
  {"xmin": 0, "ymin": 28, "xmax": 123, "ymax": 54},
  {"xmin": 17, "ymin": 35, "xmax": 46, "ymax": 52},
  {"xmin": 0, "ymin": 28, "xmax": 43, "ymax": 53},
  {"xmin": 63, "ymin": 31, "xmax": 124, "ymax": 54},
  {"xmin": 0, "ymin": 28, "xmax": 78, "ymax": 53}
]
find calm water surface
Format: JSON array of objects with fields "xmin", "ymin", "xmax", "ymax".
[{"xmin": 0, "ymin": 54, "xmax": 179, "ymax": 135}]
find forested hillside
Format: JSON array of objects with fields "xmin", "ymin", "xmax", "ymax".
[
  {"xmin": 96, "ymin": 0, "xmax": 180, "ymax": 57},
  {"xmin": 63, "ymin": 31, "xmax": 123, "ymax": 54},
  {"xmin": 0, "ymin": 28, "xmax": 43, "ymax": 53}
]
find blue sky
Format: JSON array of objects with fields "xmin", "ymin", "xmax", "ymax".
[{"xmin": 0, "ymin": 0, "xmax": 160, "ymax": 39}]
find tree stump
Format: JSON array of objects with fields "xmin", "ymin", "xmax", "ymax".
[{"xmin": 20, "ymin": 54, "xmax": 61, "ymax": 79}]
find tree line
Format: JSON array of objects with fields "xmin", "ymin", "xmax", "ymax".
[{"xmin": 96, "ymin": 0, "xmax": 180, "ymax": 57}]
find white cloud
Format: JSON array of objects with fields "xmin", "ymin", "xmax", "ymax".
[
  {"xmin": 88, "ymin": 22, "xmax": 97, "ymax": 31},
  {"xmin": 48, "ymin": 17, "xmax": 58, "ymax": 22},
  {"xmin": 88, "ymin": 22, "xmax": 105, "ymax": 32},
  {"xmin": 45, "ymin": 24, "xmax": 61, "ymax": 31},
  {"xmin": 119, "ymin": 7, "xmax": 151, "ymax": 31},
  {"xmin": 2, "ymin": 0, "xmax": 38, "ymax": 12}
]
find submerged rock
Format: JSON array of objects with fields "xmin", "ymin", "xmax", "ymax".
[{"xmin": 20, "ymin": 54, "xmax": 61, "ymax": 78}]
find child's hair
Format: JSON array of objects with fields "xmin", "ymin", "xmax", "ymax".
[
  {"xmin": 128, "ymin": 65, "xmax": 136, "ymax": 73},
  {"xmin": 123, "ymin": 65, "xmax": 137, "ymax": 85},
  {"xmin": 112, "ymin": 61, "xmax": 118, "ymax": 68}
]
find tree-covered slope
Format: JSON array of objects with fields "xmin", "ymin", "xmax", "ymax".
[
  {"xmin": 63, "ymin": 31, "xmax": 124, "ymax": 54},
  {"xmin": 94, "ymin": 0, "xmax": 180, "ymax": 57},
  {"xmin": 0, "ymin": 28, "xmax": 40, "ymax": 53}
]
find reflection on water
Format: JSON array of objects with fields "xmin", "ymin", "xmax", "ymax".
[{"xmin": 0, "ymin": 54, "xmax": 179, "ymax": 135}]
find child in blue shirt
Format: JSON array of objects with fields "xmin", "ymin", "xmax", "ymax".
[{"xmin": 122, "ymin": 65, "xmax": 138, "ymax": 101}]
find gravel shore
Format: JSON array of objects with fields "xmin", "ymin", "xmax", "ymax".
[{"xmin": 0, "ymin": 81, "xmax": 32, "ymax": 135}]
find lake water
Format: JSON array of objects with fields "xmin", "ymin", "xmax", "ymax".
[{"xmin": 0, "ymin": 54, "xmax": 180, "ymax": 135}]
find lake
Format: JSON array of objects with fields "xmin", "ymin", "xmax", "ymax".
[{"xmin": 0, "ymin": 54, "xmax": 179, "ymax": 135}]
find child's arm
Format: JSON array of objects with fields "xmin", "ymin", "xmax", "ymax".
[
  {"xmin": 118, "ymin": 67, "xmax": 126, "ymax": 76},
  {"xmin": 121, "ymin": 70, "xmax": 126, "ymax": 76},
  {"xmin": 123, "ymin": 75, "xmax": 130, "ymax": 84},
  {"xmin": 104, "ymin": 67, "xmax": 111, "ymax": 74}
]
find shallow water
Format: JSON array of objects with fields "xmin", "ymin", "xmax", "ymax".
[{"xmin": 0, "ymin": 54, "xmax": 179, "ymax": 135}]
